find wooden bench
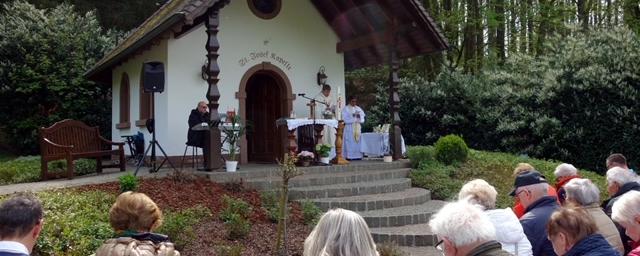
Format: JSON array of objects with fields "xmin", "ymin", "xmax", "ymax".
[{"xmin": 39, "ymin": 119, "xmax": 125, "ymax": 180}]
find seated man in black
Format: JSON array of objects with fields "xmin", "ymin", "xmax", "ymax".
[{"xmin": 187, "ymin": 101, "xmax": 209, "ymax": 156}]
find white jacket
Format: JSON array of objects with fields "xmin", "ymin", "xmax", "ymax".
[{"xmin": 485, "ymin": 208, "xmax": 533, "ymax": 256}]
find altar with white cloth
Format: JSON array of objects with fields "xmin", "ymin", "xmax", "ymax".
[
  {"xmin": 275, "ymin": 118, "xmax": 338, "ymax": 157},
  {"xmin": 360, "ymin": 132, "xmax": 406, "ymax": 157}
]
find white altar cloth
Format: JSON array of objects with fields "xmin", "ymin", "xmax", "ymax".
[{"xmin": 360, "ymin": 132, "xmax": 406, "ymax": 157}]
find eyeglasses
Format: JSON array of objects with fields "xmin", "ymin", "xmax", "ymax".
[
  {"xmin": 515, "ymin": 189, "xmax": 527, "ymax": 197},
  {"xmin": 435, "ymin": 239, "xmax": 444, "ymax": 251}
]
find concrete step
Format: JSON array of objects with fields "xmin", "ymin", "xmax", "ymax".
[
  {"xmin": 247, "ymin": 168, "xmax": 411, "ymax": 190},
  {"xmin": 288, "ymin": 178, "xmax": 411, "ymax": 200},
  {"xmin": 195, "ymin": 159, "xmax": 411, "ymax": 183},
  {"xmin": 398, "ymin": 246, "xmax": 441, "ymax": 256},
  {"xmin": 370, "ymin": 223, "xmax": 438, "ymax": 247},
  {"xmin": 308, "ymin": 187, "xmax": 430, "ymax": 211},
  {"xmin": 359, "ymin": 200, "xmax": 445, "ymax": 228}
]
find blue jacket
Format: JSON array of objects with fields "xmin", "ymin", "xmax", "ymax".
[
  {"xmin": 520, "ymin": 196, "xmax": 559, "ymax": 256},
  {"xmin": 564, "ymin": 234, "xmax": 620, "ymax": 256}
]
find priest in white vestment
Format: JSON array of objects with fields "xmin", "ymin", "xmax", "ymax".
[
  {"xmin": 314, "ymin": 84, "xmax": 336, "ymax": 159},
  {"xmin": 342, "ymin": 96, "xmax": 365, "ymax": 160}
]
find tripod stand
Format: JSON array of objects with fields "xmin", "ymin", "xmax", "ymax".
[{"xmin": 134, "ymin": 93, "xmax": 177, "ymax": 176}]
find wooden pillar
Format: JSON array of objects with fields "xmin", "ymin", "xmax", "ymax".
[
  {"xmin": 388, "ymin": 27, "xmax": 403, "ymax": 160},
  {"xmin": 204, "ymin": 4, "xmax": 225, "ymax": 171}
]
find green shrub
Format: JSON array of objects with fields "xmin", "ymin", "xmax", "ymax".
[
  {"xmin": 34, "ymin": 190, "xmax": 115, "ymax": 256},
  {"xmin": 406, "ymin": 146, "xmax": 435, "ymax": 168},
  {"xmin": 219, "ymin": 195, "xmax": 252, "ymax": 222},
  {"xmin": 215, "ymin": 244, "xmax": 244, "ymax": 256},
  {"xmin": 224, "ymin": 213, "xmax": 251, "ymax": 240},
  {"xmin": 157, "ymin": 206, "xmax": 211, "ymax": 250},
  {"xmin": 0, "ymin": 156, "xmax": 41, "ymax": 184},
  {"xmin": 410, "ymin": 161, "xmax": 462, "ymax": 200},
  {"xmin": 260, "ymin": 191, "xmax": 280, "ymax": 223},
  {"xmin": 434, "ymin": 135, "xmax": 469, "ymax": 165},
  {"xmin": 377, "ymin": 241, "xmax": 406, "ymax": 256},
  {"xmin": 118, "ymin": 174, "xmax": 139, "ymax": 192},
  {"xmin": 301, "ymin": 200, "xmax": 323, "ymax": 226}
]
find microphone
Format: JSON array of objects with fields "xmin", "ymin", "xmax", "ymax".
[{"xmin": 297, "ymin": 93, "xmax": 306, "ymax": 96}]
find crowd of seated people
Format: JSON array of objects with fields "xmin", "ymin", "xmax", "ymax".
[{"xmin": 4, "ymin": 153, "xmax": 640, "ymax": 256}]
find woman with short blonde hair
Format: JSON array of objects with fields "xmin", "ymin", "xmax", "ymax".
[
  {"xmin": 546, "ymin": 207, "xmax": 618, "ymax": 256},
  {"xmin": 95, "ymin": 192, "xmax": 179, "ymax": 256},
  {"xmin": 304, "ymin": 208, "xmax": 378, "ymax": 256}
]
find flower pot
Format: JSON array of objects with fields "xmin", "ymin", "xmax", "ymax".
[
  {"xmin": 383, "ymin": 155, "xmax": 393, "ymax": 163},
  {"xmin": 225, "ymin": 161, "xmax": 238, "ymax": 172},
  {"xmin": 320, "ymin": 157, "xmax": 331, "ymax": 164}
]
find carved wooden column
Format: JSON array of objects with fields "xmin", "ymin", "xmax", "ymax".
[
  {"xmin": 333, "ymin": 120, "xmax": 349, "ymax": 165},
  {"xmin": 388, "ymin": 27, "xmax": 403, "ymax": 160},
  {"xmin": 204, "ymin": 4, "xmax": 225, "ymax": 171}
]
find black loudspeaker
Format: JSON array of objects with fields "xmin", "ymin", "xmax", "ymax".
[{"xmin": 143, "ymin": 61, "xmax": 165, "ymax": 93}]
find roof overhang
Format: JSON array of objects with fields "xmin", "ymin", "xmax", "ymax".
[{"xmin": 85, "ymin": 0, "xmax": 448, "ymax": 82}]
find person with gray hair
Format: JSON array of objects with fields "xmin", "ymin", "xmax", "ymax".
[
  {"xmin": 303, "ymin": 208, "xmax": 378, "ymax": 256},
  {"xmin": 612, "ymin": 190, "xmax": 640, "ymax": 256},
  {"xmin": 563, "ymin": 178, "xmax": 624, "ymax": 254},
  {"xmin": 510, "ymin": 171, "xmax": 559, "ymax": 256},
  {"xmin": 458, "ymin": 179, "xmax": 532, "ymax": 255},
  {"xmin": 603, "ymin": 166, "xmax": 640, "ymax": 253},
  {"xmin": 603, "ymin": 167, "xmax": 640, "ymax": 216},
  {"xmin": 0, "ymin": 194, "xmax": 44, "ymax": 256},
  {"xmin": 429, "ymin": 200, "xmax": 510, "ymax": 256},
  {"xmin": 553, "ymin": 163, "xmax": 580, "ymax": 204}
]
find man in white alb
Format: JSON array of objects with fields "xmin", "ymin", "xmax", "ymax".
[
  {"xmin": 342, "ymin": 96, "xmax": 365, "ymax": 160},
  {"xmin": 314, "ymin": 84, "xmax": 336, "ymax": 159}
]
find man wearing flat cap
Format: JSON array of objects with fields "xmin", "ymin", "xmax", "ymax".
[{"xmin": 511, "ymin": 171, "xmax": 559, "ymax": 256}]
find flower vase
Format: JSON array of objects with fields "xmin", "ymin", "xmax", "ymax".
[{"xmin": 320, "ymin": 157, "xmax": 331, "ymax": 164}]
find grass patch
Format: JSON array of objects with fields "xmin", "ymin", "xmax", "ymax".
[
  {"xmin": 0, "ymin": 156, "xmax": 98, "ymax": 185},
  {"xmin": 410, "ymin": 149, "xmax": 607, "ymax": 208}
]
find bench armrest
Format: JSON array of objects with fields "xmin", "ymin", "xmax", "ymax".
[
  {"xmin": 43, "ymin": 138, "xmax": 74, "ymax": 150},
  {"xmin": 98, "ymin": 136, "xmax": 125, "ymax": 146}
]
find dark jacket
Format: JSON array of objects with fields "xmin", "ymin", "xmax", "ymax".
[
  {"xmin": 520, "ymin": 196, "xmax": 559, "ymax": 256},
  {"xmin": 187, "ymin": 109, "xmax": 208, "ymax": 147},
  {"xmin": 466, "ymin": 240, "xmax": 512, "ymax": 256},
  {"xmin": 601, "ymin": 181, "xmax": 640, "ymax": 254},
  {"xmin": 564, "ymin": 234, "xmax": 620, "ymax": 256}
]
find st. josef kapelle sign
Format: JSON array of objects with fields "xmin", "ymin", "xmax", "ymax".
[{"xmin": 237, "ymin": 50, "xmax": 293, "ymax": 71}]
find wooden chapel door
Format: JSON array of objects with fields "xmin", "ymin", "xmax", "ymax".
[{"xmin": 246, "ymin": 72, "xmax": 283, "ymax": 163}]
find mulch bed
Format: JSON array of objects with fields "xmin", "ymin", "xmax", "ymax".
[{"xmin": 77, "ymin": 174, "xmax": 311, "ymax": 255}]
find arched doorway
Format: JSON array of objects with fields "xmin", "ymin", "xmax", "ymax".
[{"xmin": 237, "ymin": 62, "xmax": 293, "ymax": 164}]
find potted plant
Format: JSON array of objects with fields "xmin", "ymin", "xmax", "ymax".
[
  {"xmin": 297, "ymin": 151, "xmax": 314, "ymax": 167},
  {"xmin": 221, "ymin": 115, "xmax": 245, "ymax": 172},
  {"xmin": 315, "ymin": 144, "xmax": 332, "ymax": 164}
]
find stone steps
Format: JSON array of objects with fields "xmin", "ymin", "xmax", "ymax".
[
  {"xmin": 358, "ymin": 200, "xmax": 445, "ymax": 228},
  {"xmin": 399, "ymin": 246, "xmax": 442, "ymax": 256},
  {"xmin": 288, "ymin": 178, "xmax": 412, "ymax": 200},
  {"xmin": 370, "ymin": 223, "xmax": 438, "ymax": 247},
  {"xmin": 308, "ymin": 187, "xmax": 430, "ymax": 211},
  {"xmin": 247, "ymin": 168, "xmax": 411, "ymax": 190}
]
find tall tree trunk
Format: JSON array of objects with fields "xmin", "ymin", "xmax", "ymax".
[
  {"xmin": 536, "ymin": 0, "xmax": 553, "ymax": 55},
  {"xmin": 496, "ymin": 0, "xmax": 506, "ymax": 62},
  {"xmin": 577, "ymin": 0, "xmax": 591, "ymax": 30},
  {"xmin": 509, "ymin": 0, "xmax": 518, "ymax": 54},
  {"xmin": 475, "ymin": 0, "xmax": 484, "ymax": 70},
  {"xmin": 463, "ymin": 0, "xmax": 479, "ymax": 73},
  {"xmin": 526, "ymin": 0, "xmax": 535, "ymax": 55},
  {"xmin": 623, "ymin": 0, "xmax": 640, "ymax": 34},
  {"xmin": 519, "ymin": 0, "xmax": 528, "ymax": 53}
]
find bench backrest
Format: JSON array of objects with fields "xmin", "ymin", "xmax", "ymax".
[{"xmin": 40, "ymin": 119, "xmax": 101, "ymax": 155}]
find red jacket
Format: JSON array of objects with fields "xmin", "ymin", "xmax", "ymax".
[{"xmin": 555, "ymin": 175, "xmax": 581, "ymax": 204}]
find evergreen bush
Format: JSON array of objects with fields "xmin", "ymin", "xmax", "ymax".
[
  {"xmin": 434, "ymin": 135, "xmax": 469, "ymax": 165},
  {"xmin": 157, "ymin": 206, "xmax": 211, "ymax": 250},
  {"xmin": 406, "ymin": 146, "xmax": 435, "ymax": 168},
  {"xmin": 224, "ymin": 213, "xmax": 251, "ymax": 240},
  {"xmin": 300, "ymin": 200, "xmax": 323, "ymax": 226},
  {"xmin": 410, "ymin": 161, "xmax": 462, "ymax": 200},
  {"xmin": 219, "ymin": 195, "xmax": 252, "ymax": 222}
]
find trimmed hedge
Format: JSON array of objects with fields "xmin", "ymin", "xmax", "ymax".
[
  {"xmin": 434, "ymin": 135, "xmax": 469, "ymax": 165},
  {"xmin": 0, "ymin": 156, "xmax": 97, "ymax": 185}
]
